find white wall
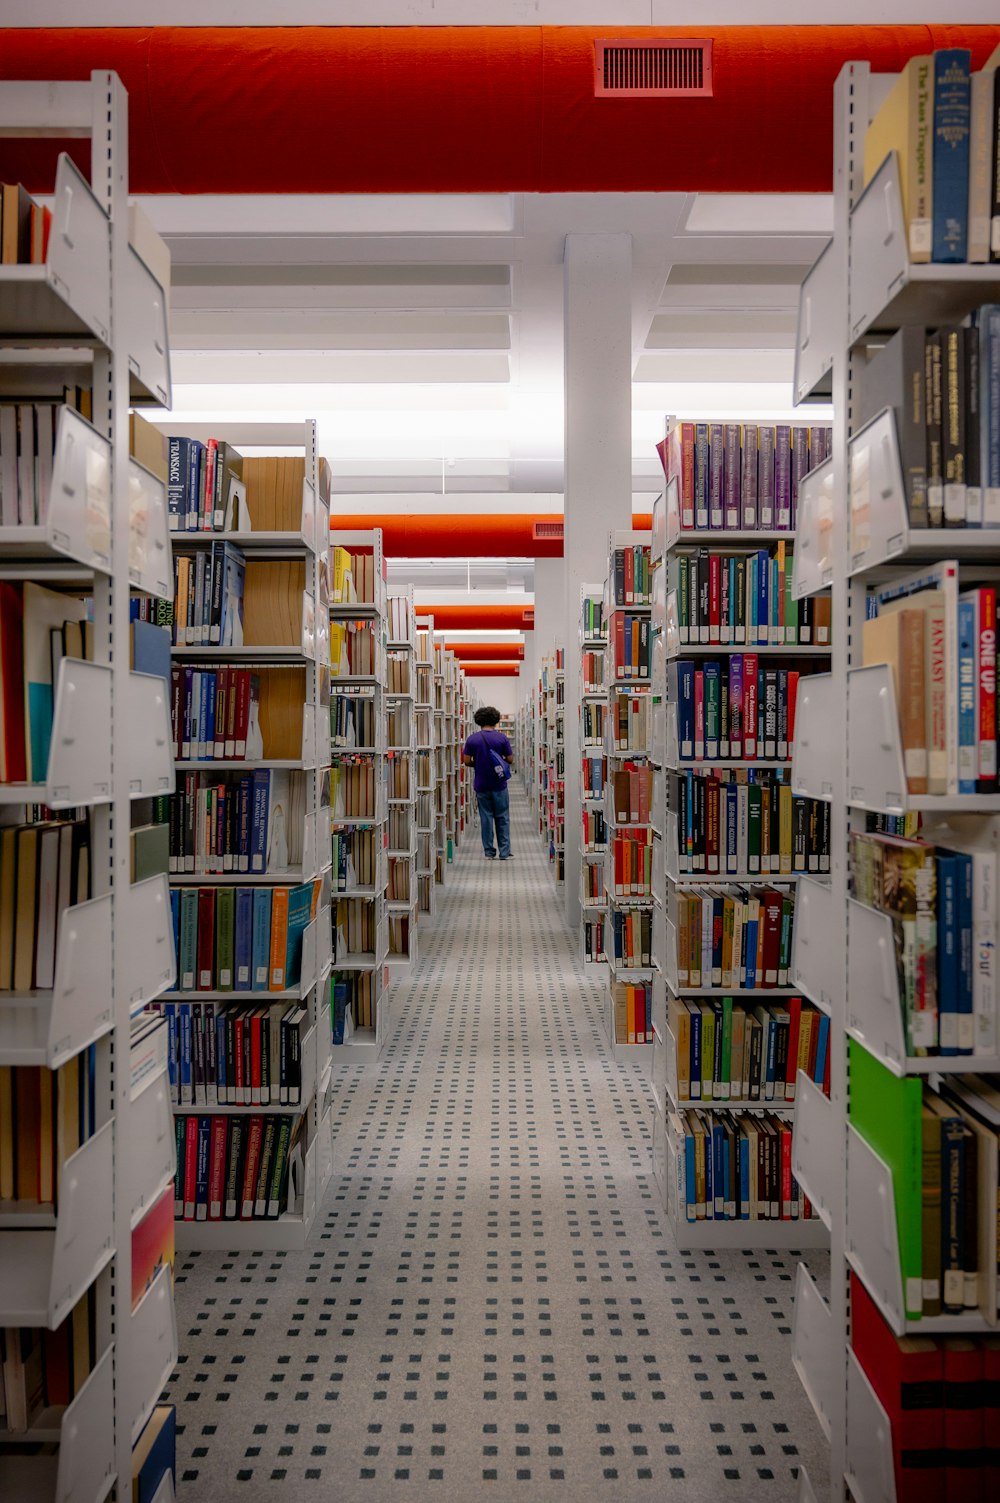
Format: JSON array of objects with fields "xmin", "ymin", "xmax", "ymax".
[{"xmin": 464, "ymin": 675, "xmax": 520, "ymax": 718}]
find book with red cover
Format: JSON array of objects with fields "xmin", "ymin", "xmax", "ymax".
[
  {"xmin": 851, "ymin": 1272, "xmax": 945, "ymax": 1502},
  {"xmin": 706, "ymin": 779, "xmax": 719, "ymax": 873},
  {"xmin": 709, "ymin": 554, "xmax": 721, "ymax": 643},
  {"xmin": 240, "ymin": 1115, "xmax": 264, "ymax": 1218},
  {"xmin": 743, "ymin": 655, "xmax": 758, "ymax": 759},
  {"xmin": 207, "ymin": 1116, "xmax": 227, "ymax": 1219},
  {"xmin": 183, "ymin": 1117, "xmax": 198, "ymax": 1220},
  {"xmin": 615, "ymin": 615, "xmax": 625, "ymax": 680},
  {"xmin": 0, "ymin": 582, "xmax": 26, "ymax": 782},
  {"xmin": 777, "ymin": 1118, "xmax": 793, "ymax": 1218},
  {"xmin": 761, "ymin": 889, "xmax": 784, "ymax": 986},
  {"xmin": 624, "ymin": 547, "xmax": 634, "ymax": 606},
  {"xmin": 786, "ymin": 670, "xmax": 800, "ymax": 755},
  {"xmin": 693, "ymin": 671, "xmax": 705, "ymax": 759},
  {"xmin": 233, "ymin": 668, "xmax": 249, "ymax": 758},
  {"xmin": 233, "ymin": 1015, "xmax": 245, "ymax": 1104},
  {"xmin": 196, "ymin": 888, "xmax": 216, "ymax": 989},
  {"xmin": 984, "ymin": 1337, "xmax": 1000, "ymax": 1487},
  {"xmin": 250, "ymin": 1010, "xmax": 262, "ymax": 1105},
  {"xmin": 784, "ymin": 996, "xmax": 802, "ymax": 1101},
  {"xmin": 943, "ymin": 1339, "xmax": 984, "ymax": 1498},
  {"xmin": 975, "ymin": 587, "xmax": 997, "ymax": 793}
]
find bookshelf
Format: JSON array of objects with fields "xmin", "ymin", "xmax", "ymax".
[
  {"xmin": 579, "ymin": 583, "xmax": 608, "ymax": 966},
  {"xmin": 330, "ymin": 529, "xmax": 390, "ymax": 1058},
  {"xmin": 601, "ymin": 532, "xmax": 655, "ymax": 1065},
  {"xmin": 415, "ymin": 621, "xmax": 437, "ymax": 915},
  {"xmin": 386, "ymin": 587, "xmax": 418, "ymax": 979},
  {"xmin": 0, "ymin": 71, "xmax": 178, "ymax": 1502},
  {"xmin": 537, "ymin": 652, "xmax": 564, "ymax": 873},
  {"xmin": 167, "ymin": 420, "xmax": 334, "ymax": 1253},
  {"xmin": 787, "ymin": 53, "xmax": 1000, "ymax": 1503},
  {"xmin": 647, "ymin": 457, "xmax": 832, "ymax": 1255}
]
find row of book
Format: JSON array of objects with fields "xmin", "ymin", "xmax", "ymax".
[
  {"xmin": 609, "ymin": 545, "xmax": 652, "ymax": 607},
  {"xmin": 332, "ymin": 545, "xmax": 377, "ymax": 606},
  {"xmin": 415, "ymin": 708, "xmax": 434, "ymax": 747},
  {"xmin": 582, "ymin": 651, "xmax": 605, "ymax": 697},
  {"xmin": 0, "ymin": 817, "xmax": 90, "ymax": 992},
  {"xmin": 166, "ymin": 768, "xmax": 303, "ymax": 874},
  {"xmin": 582, "ymin": 862, "xmax": 605, "ymax": 904},
  {"xmin": 0, "ymin": 402, "xmax": 60, "ymax": 528},
  {"xmin": 387, "ymin": 595, "xmax": 412, "ymax": 643},
  {"xmin": 610, "ymin": 612, "xmax": 650, "ymax": 680},
  {"xmin": 388, "ymin": 807, "xmax": 412, "ymax": 851},
  {"xmin": 170, "ymin": 665, "xmax": 261, "ymax": 763},
  {"xmin": 674, "ymin": 658, "xmax": 812, "ymax": 763},
  {"xmin": 610, "ymin": 907, "xmax": 651, "ymax": 970},
  {"xmin": 581, "ymin": 597, "xmax": 606, "ymax": 639},
  {"xmin": 332, "ymin": 827, "xmax": 378, "ymax": 891},
  {"xmin": 582, "ymin": 754, "xmax": 606, "ymax": 799},
  {"xmin": 333, "ymin": 897, "xmax": 377, "ymax": 959},
  {"xmin": 388, "ymin": 757, "xmax": 411, "ymax": 799},
  {"xmin": 331, "ymin": 691, "xmax": 376, "ymax": 749},
  {"xmin": 659, "ymin": 422, "xmax": 832, "ymax": 533},
  {"xmin": 851, "ymin": 1273, "xmax": 1000, "ymax": 1501},
  {"xmin": 172, "ymin": 543, "xmax": 245, "ymax": 647},
  {"xmin": 0, "ymin": 1289, "xmax": 95, "ymax": 1436},
  {"xmin": 858, "ymin": 314, "xmax": 1000, "ymax": 530},
  {"xmin": 672, "ymin": 545, "xmax": 832, "ymax": 647},
  {"xmin": 167, "ymin": 436, "xmax": 244, "ymax": 532},
  {"xmin": 386, "ymin": 701, "xmax": 411, "ymax": 749},
  {"xmin": 0, "ymin": 180, "xmax": 50, "ymax": 266},
  {"xmin": 330, "ymin": 762, "xmax": 378, "ymax": 820},
  {"xmin": 388, "ymin": 913, "xmax": 411, "ymax": 955},
  {"xmin": 609, "ymin": 830, "xmax": 653, "ymax": 898},
  {"xmin": 865, "ymin": 570, "xmax": 1000, "ymax": 797},
  {"xmin": 611, "ymin": 978, "xmax": 652, "ymax": 1045},
  {"xmin": 155, "ymin": 999, "xmax": 309, "ymax": 1107},
  {"xmin": 668, "ymin": 1109, "xmax": 818, "ymax": 1223},
  {"xmin": 608, "ymin": 764, "xmax": 653, "ymax": 825},
  {"xmin": 167, "ymin": 879, "xmax": 322, "ymax": 994},
  {"xmin": 332, "ymin": 971, "xmax": 375, "ymax": 1039},
  {"xmin": 387, "ymin": 858, "xmax": 411, "ymax": 904},
  {"xmin": 386, "ymin": 651, "xmax": 411, "ymax": 695},
  {"xmin": 668, "ymin": 994, "xmax": 828, "ymax": 1104},
  {"xmin": 330, "ymin": 618, "xmax": 378, "ymax": 677},
  {"xmin": 0, "ymin": 1052, "xmax": 98, "ymax": 1206},
  {"xmin": 673, "ymin": 770, "xmax": 832, "ymax": 877},
  {"xmin": 850, "ymin": 828, "xmax": 997, "ymax": 1056},
  {"xmin": 864, "ymin": 47, "xmax": 1000, "ymax": 265},
  {"xmin": 173, "ymin": 1111, "xmax": 305, "ymax": 1221},
  {"xmin": 609, "ymin": 691, "xmax": 650, "ymax": 754},
  {"xmin": 581, "ymin": 809, "xmax": 608, "ymax": 852},
  {"xmin": 583, "ymin": 917, "xmax": 605, "ymax": 964},
  {"xmin": 581, "ymin": 704, "xmax": 605, "ymax": 747},
  {"xmin": 674, "ymin": 886, "xmax": 797, "ymax": 991}
]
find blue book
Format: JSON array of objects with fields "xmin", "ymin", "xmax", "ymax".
[
  {"xmin": 251, "ymin": 888, "xmax": 272, "ymax": 991},
  {"xmin": 332, "ymin": 979, "xmax": 349, "ymax": 1045},
  {"xmin": 690, "ymin": 1008, "xmax": 702, "ymax": 1099},
  {"xmin": 958, "ymin": 598, "xmax": 977, "ymax": 792},
  {"xmin": 713, "ymin": 1121, "xmax": 725, "ymax": 1217},
  {"xmin": 250, "ymin": 769, "xmax": 271, "ymax": 874},
  {"xmin": 725, "ymin": 785, "xmax": 738, "ymax": 874},
  {"xmin": 676, "ymin": 661, "xmax": 695, "ymax": 758},
  {"xmin": 168, "ymin": 889, "xmax": 180, "ymax": 991},
  {"xmin": 215, "ymin": 1013, "xmax": 227, "ymax": 1102},
  {"xmin": 703, "ymin": 661, "xmax": 720, "ymax": 758},
  {"xmin": 131, "ymin": 619, "xmax": 170, "ymax": 686},
  {"xmin": 976, "ymin": 306, "xmax": 1000, "ymax": 508},
  {"xmin": 163, "ymin": 1004, "xmax": 177, "ymax": 1099},
  {"xmin": 744, "ymin": 913, "xmax": 759, "ymax": 989},
  {"xmin": 178, "ymin": 1004, "xmax": 192, "ymax": 1105},
  {"xmin": 684, "ymin": 1131, "xmax": 696, "ymax": 1221},
  {"xmin": 937, "ymin": 852, "xmax": 960, "ymax": 1054},
  {"xmin": 195, "ymin": 1117, "xmax": 211, "ymax": 1221},
  {"xmin": 932, "ymin": 49, "xmax": 971, "ymax": 263},
  {"xmin": 813, "ymin": 1013, "xmax": 830, "ymax": 1084},
  {"xmin": 285, "ymin": 882, "xmax": 315, "ymax": 988},
  {"xmin": 133, "ymin": 1405, "xmax": 176, "ymax": 1503},
  {"xmin": 739, "ymin": 1132, "xmax": 750, "ymax": 1219},
  {"xmin": 756, "ymin": 550, "xmax": 769, "ymax": 646},
  {"xmin": 763, "ymin": 1015, "xmax": 777, "ymax": 1097},
  {"xmin": 234, "ymin": 886, "xmax": 253, "ymax": 991},
  {"xmin": 204, "ymin": 672, "xmax": 216, "ymax": 762}
]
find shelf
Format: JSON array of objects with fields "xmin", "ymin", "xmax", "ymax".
[
  {"xmin": 172, "ymin": 529, "xmax": 316, "ymax": 555},
  {"xmin": 791, "ymin": 875, "xmax": 837, "ymax": 1014},
  {"xmin": 793, "ymin": 235, "xmax": 836, "ymax": 404},
  {"xmin": 791, "ymin": 1263, "xmax": 835, "ymax": 1445},
  {"xmin": 127, "ymin": 1067, "xmax": 175, "ymax": 1232},
  {"xmin": 126, "ymin": 1264, "xmax": 179, "ymax": 1446},
  {"xmin": 791, "ymin": 1071, "xmax": 835, "ymax": 1231},
  {"xmin": 122, "ymin": 875, "xmax": 176, "ymax": 1014},
  {"xmin": 791, "ymin": 456, "xmax": 835, "ymax": 600},
  {"xmin": 666, "ymin": 642, "xmax": 830, "ymax": 659},
  {"xmin": 0, "ymin": 1120, "xmax": 114, "ymax": 1327},
  {"xmin": 0, "ymin": 892, "xmax": 113, "ymax": 1066},
  {"xmin": 850, "ymin": 151, "xmax": 1000, "ymax": 342},
  {"xmin": 790, "ymin": 672, "xmax": 836, "ymax": 801},
  {"xmin": 0, "ymin": 1345, "xmax": 114, "ymax": 1503},
  {"xmin": 0, "ymin": 155, "xmax": 109, "ymax": 344},
  {"xmin": 845, "ymin": 1351, "xmax": 897, "ymax": 1503},
  {"xmin": 846, "ymin": 1126, "xmax": 997, "ymax": 1335}
]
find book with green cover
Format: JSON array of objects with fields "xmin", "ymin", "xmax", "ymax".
[
  {"xmin": 215, "ymin": 886, "xmax": 235, "ymax": 992},
  {"xmin": 849, "ymin": 1040, "xmax": 923, "ymax": 1319}
]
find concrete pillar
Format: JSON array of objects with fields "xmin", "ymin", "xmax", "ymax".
[{"xmin": 562, "ymin": 233, "xmax": 633, "ymax": 939}]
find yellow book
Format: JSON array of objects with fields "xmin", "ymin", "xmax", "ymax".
[
  {"xmin": 669, "ymin": 996, "xmax": 690, "ymax": 1102},
  {"xmin": 778, "ymin": 783, "xmax": 793, "ymax": 875},
  {"xmin": 269, "ymin": 887, "xmax": 289, "ymax": 991},
  {"xmin": 863, "ymin": 54, "xmax": 933, "ymax": 263},
  {"xmin": 700, "ymin": 1003, "xmax": 715, "ymax": 1102}
]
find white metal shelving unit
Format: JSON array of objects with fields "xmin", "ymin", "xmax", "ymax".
[
  {"xmin": 330, "ymin": 528, "xmax": 390, "ymax": 1058},
  {"xmin": 414, "ymin": 619, "xmax": 437, "ymax": 916},
  {"xmin": 386, "ymin": 586, "xmax": 419, "ymax": 980},
  {"xmin": 170, "ymin": 420, "xmax": 334, "ymax": 1252},
  {"xmin": 0, "ymin": 70, "xmax": 178, "ymax": 1503},
  {"xmin": 579, "ymin": 583, "xmax": 608, "ymax": 965},
  {"xmin": 785, "ymin": 57, "xmax": 1000, "ymax": 1503}
]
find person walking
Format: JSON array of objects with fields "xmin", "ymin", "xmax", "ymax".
[{"xmin": 462, "ymin": 706, "xmax": 514, "ymax": 860}]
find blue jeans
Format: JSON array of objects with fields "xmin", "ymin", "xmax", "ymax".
[{"xmin": 477, "ymin": 787, "xmax": 511, "ymax": 858}]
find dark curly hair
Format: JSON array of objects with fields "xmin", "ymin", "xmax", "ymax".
[{"xmin": 474, "ymin": 706, "xmax": 501, "ymax": 727}]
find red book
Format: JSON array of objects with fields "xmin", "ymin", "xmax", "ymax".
[
  {"xmin": 170, "ymin": 665, "xmax": 183, "ymax": 760},
  {"xmin": 214, "ymin": 667, "xmax": 228, "ymax": 759},
  {"xmin": 637, "ymin": 767, "xmax": 650, "ymax": 825},
  {"xmin": 0, "ymin": 583, "xmax": 26, "ymax": 783},
  {"xmin": 613, "ymin": 838, "xmax": 624, "ymax": 895},
  {"xmin": 615, "ymin": 615, "xmax": 625, "ymax": 680},
  {"xmin": 851, "ymin": 1273, "xmax": 945, "ymax": 1502},
  {"xmin": 233, "ymin": 1015, "xmax": 245, "ymax": 1104},
  {"xmin": 743, "ymin": 655, "xmax": 758, "ymax": 759},
  {"xmin": 201, "ymin": 438, "xmax": 218, "ymax": 531},
  {"xmin": 196, "ymin": 888, "xmax": 216, "ymax": 989},
  {"xmin": 784, "ymin": 996, "xmax": 802, "ymax": 1102},
  {"xmin": 984, "ymin": 1338, "xmax": 1000, "ymax": 1488},
  {"xmin": 943, "ymin": 1340, "xmax": 984, "ymax": 1500},
  {"xmin": 708, "ymin": 554, "xmax": 721, "ymax": 643},
  {"xmin": 694, "ymin": 671, "xmax": 705, "ymax": 759},
  {"xmin": 624, "ymin": 547, "xmax": 634, "ymax": 605},
  {"xmin": 42, "ymin": 1325, "xmax": 71, "ymax": 1405},
  {"xmin": 183, "ymin": 1117, "xmax": 199, "ymax": 1220},
  {"xmin": 680, "ymin": 423, "xmax": 695, "ymax": 529},
  {"xmin": 250, "ymin": 1010, "xmax": 262, "ymax": 1105},
  {"xmin": 207, "ymin": 1117, "xmax": 227, "ymax": 1220},
  {"xmin": 761, "ymin": 889, "xmax": 783, "ymax": 986},
  {"xmin": 975, "ymin": 587, "xmax": 997, "ymax": 793},
  {"xmin": 706, "ymin": 778, "xmax": 719, "ymax": 873},
  {"xmin": 240, "ymin": 1116, "xmax": 264, "ymax": 1219},
  {"xmin": 234, "ymin": 669, "xmax": 250, "ymax": 758},
  {"xmin": 778, "ymin": 1119, "xmax": 792, "ymax": 1218}
]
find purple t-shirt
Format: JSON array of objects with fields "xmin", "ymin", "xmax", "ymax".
[{"xmin": 462, "ymin": 729, "xmax": 513, "ymax": 794}]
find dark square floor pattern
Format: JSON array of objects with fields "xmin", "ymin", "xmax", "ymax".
[{"xmin": 167, "ymin": 789, "xmax": 829, "ymax": 1501}]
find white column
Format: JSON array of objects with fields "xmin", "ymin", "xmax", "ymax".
[{"xmin": 562, "ymin": 233, "xmax": 633, "ymax": 938}]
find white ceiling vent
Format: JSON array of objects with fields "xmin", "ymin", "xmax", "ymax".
[{"xmin": 594, "ymin": 40, "xmax": 713, "ymax": 99}]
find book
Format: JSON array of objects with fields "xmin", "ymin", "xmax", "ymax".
[{"xmin": 932, "ymin": 50, "xmax": 972, "ymax": 263}]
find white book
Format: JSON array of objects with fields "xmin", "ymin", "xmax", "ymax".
[
  {"xmin": 17, "ymin": 405, "xmax": 35, "ymax": 526},
  {"xmin": 877, "ymin": 561, "xmax": 959, "ymax": 795},
  {"xmin": 0, "ymin": 406, "xmax": 17, "ymax": 526},
  {"xmin": 34, "ymin": 405, "xmax": 54, "ymax": 525}
]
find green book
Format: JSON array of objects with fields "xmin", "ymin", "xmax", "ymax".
[
  {"xmin": 784, "ymin": 563, "xmax": 798, "ymax": 645},
  {"xmin": 849, "ymin": 1040, "xmax": 923, "ymax": 1320},
  {"xmin": 179, "ymin": 889, "xmax": 198, "ymax": 992},
  {"xmin": 720, "ymin": 995, "xmax": 733, "ymax": 1099},
  {"xmin": 130, "ymin": 822, "xmax": 169, "ymax": 883},
  {"xmin": 215, "ymin": 886, "xmax": 236, "ymax": 992}
]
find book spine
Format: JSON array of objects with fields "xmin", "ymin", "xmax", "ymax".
[{"xmin": 932, "ymin": 49, "xmax": 971, "ymax": 263}]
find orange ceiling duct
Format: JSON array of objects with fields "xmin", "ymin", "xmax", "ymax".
[
  {"xmin": 446, "ymin": 642, "xmax": 524, "ymax": 661},
  {"xmin": 416, "ymin": 605, "xmax": 533, "ymax": 630},
  {"xmin": 1, "ymin": 26, "xmax": 998, "ymax": 193},
  {"xmin": 335, "ymin": 514, "xmax": 654, "ymax": 558}
]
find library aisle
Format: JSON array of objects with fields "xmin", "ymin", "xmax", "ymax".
[{"xmin": 166, "ymin": 787, "xmax": 828, "ymax": 1501}]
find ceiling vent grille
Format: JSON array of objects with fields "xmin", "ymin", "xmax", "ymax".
[
  {"xmin": 522, "ymin": 609, "xmax": 535, "ymax": 627},
  {"xmin": 594, "ymin": 40, "xmax": 713, "ymax": 98},
  {"xmin": 532, "ymin": 520, "xmax": 564, "ymax": 540}
]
